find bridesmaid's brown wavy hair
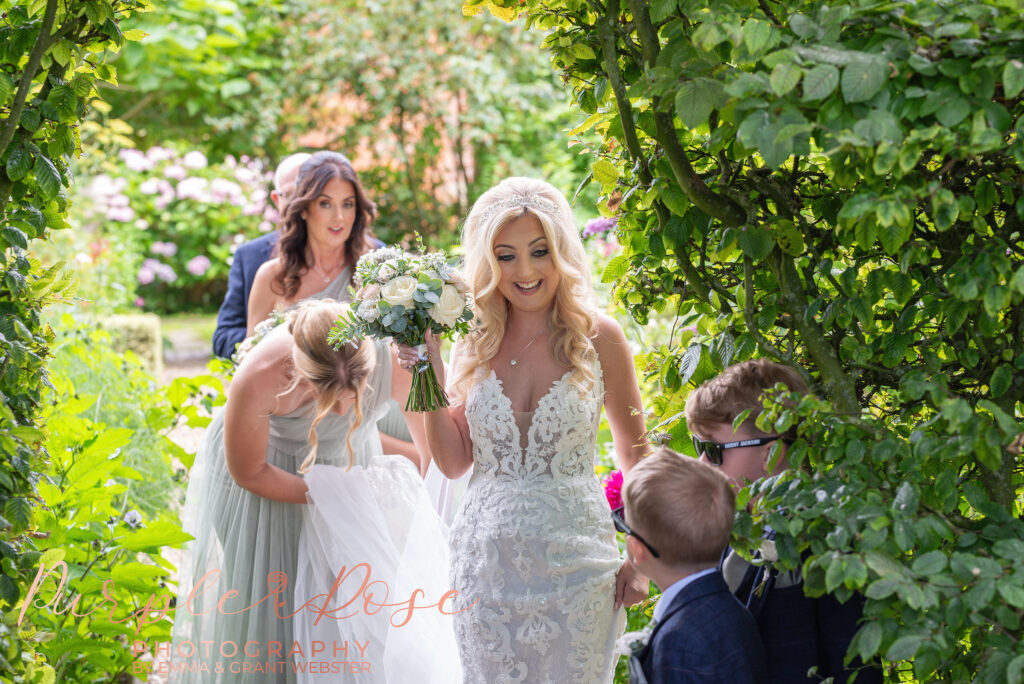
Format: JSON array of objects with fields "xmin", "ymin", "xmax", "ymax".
[{"xmin": 273, "ymin": 151, "xmax": 377, "ymax": 300}]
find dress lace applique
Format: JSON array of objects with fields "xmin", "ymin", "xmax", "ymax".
[{"xmin": 449, "ymin": 362, "xmax": 624, "ymax": 683}]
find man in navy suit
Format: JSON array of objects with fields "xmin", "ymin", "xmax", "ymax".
[
  {"xmin": 619, "ymin": 448, "xmax": 766, "ymax": 684},
  {"xmin": 212, "ymin": 153, "xmax": 310, "ymax": 358}
]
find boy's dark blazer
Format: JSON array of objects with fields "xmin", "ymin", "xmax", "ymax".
[
  {"xmin": 734, "ymin": 559, "xmax": 882, "ymax": 684},
  {"xmin": 212, "ymin": 232, "xmax": 277, "ymax": 358},
  {"xmin": 635, "ymin": 571, "xmax": 767, "ymax": 684}
]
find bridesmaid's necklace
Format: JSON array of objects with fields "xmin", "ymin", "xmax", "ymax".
[
  {"xmin": 310, "ymin": 259, "xmax": 343, "ymax": 283},
  {"xmin": 508, "ymin": 327, "xmax": 547, "ymax": 367}
]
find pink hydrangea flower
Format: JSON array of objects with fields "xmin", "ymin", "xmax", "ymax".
[
  {"xmin": 119, "ymin": 148, "xmax": 154, "ymax": 172},
  {"xmin": 164, "ymin": 164, "xmax": 187, "ymax": 181},
  {"xmin": 187, "ymin": 255, "xmax": 211, "ymax": 276},
  {"xmin": 183, "ymin": 151, "xmax": 208, "ymax": 169},
  {"xmin": 137, "ymin": 264, "xmax": 155, "ymax": 285},
  {"xmin": 603, "ymin": 469, "xmax": 623, "ymax": 510},
  {"xmin": 107, "ymin": 206, "xmax": 135, "ymax": 222},
  {"xmin": 135, "ymin": 296, "xmax": 145, "ymax": 307}
]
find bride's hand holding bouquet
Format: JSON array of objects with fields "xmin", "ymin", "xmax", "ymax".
[{"xmin": 328, "ymin": 246, "xmax": 473, "ymax": 411}]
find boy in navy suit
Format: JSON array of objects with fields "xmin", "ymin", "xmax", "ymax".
[
  {"xmin": 686, "ymin": 360, "xmax": 881, "ymax": 683},
  {"xmin": 620, "ymin": 447, "xmax": 766, "ymax": 684}
]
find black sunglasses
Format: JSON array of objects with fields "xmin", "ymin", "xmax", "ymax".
[
  {"xmin": 691, "ymin": 435, "xmax": 784, "ymax": 467},
  {"xmin": 611, "ymin": 506, "xmax": 660, "ymax": 558}
]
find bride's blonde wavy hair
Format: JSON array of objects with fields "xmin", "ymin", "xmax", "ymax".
[
  {"xmin": 283, "ymin": 299, "xmax": 375, "ymax": 473},
  {"xmin": 449, "ymin": 177, "xmax": 598, "ymax": 404}
]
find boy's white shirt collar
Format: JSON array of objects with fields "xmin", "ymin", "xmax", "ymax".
[{"xmin": 652, "ymin": 567, "xmax": 718, "ymax": 623}]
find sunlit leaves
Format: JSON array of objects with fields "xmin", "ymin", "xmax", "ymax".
[
  {"xmin": 841, "ymin": 56, "xmax": 888, "ymax": 103},
  {"xmin": 801, "ymin": 64, "xmax": 839, "ymax": 101}
]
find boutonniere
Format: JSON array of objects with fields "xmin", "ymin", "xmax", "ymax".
[
  {"xmin": 615, "ymin": 622, "xmax": 657, "ymax": 657},
  {"xmin": 759, "ymin": 538, "xmax": 779, "ymax": 562}
]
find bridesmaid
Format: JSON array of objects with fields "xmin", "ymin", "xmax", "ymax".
[{"xmin": 246, "ymin": 150, "xmax": 416, "ymax": 469}]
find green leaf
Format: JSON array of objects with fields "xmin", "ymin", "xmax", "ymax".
[
  {"xmin": 1, "ymin": 225, "xmax": 28, "ymax": 249},
  {"xmin": 997, "ymin": 578, "xmax": 1024, "ymax": 608},
  {"xmin": 661, "ymin": 185, "xmax": 689, "ymax": 216},
  {"xmin": 34, "ymin": 155, "xmax": 61, "ymax": 198},
  {"xmin": 737, "ymin": 226, "xmax": 774, "ymax": 259},
  {"xmin": 1003, "ymin": 60, "xmax": 1024, "ymax": 99},
  {"xmin": 841, "ymin": 57, "xmax": 888, "ymax": 103},
  {"xmin": 912, "ymin": 550, "xmax": 947, "ymax": 576},
  {"xmin": 932, "ymin": 189, "xmax": 958, "ymax": 231},
  {"xmin": 853, "ymin": 621, "xmax": 883, "ymax": 662},
  {"xmin": 675, "ymin": 78, "xmax": 725, "ymax": 129},
  {"xmin": 5, "ymin": 146, "xmax": 32, "ymax": 182},
  {"xmin": 990, "ymin": 365, "xmax": 1012, "ymax": 398},
  {"xmin": 743, "ymin": 19, "xmax": 774, "ymax": 56},
  {"xmin": 602, "ymin": 255, "xmax": 629, "ymax": 283},
  {"xmin": 936, "ymin": 97, "xmax": 971, "ymax": 127},
  {"xmin": 772, "ymin": 219, "xmax": 804, "ymax": 255},
  {"xmin": 648, "ymin": 0, "xmax": 677, "ymax": 23},
  {"xmin": 677, "ymin": 345, "xmax": 701, "ymax": 385},
  {"xmin": 1008, "ymin": 654, "xmax": 1024, "ymax": 684},
  {"xmin": 4, "ymin": 497, "xmax": 31, "ymax": 532},
  {"xmin": 886, "ymin": 633, "xmax": 924, "ymax": 661},
  {"xmin": 878, "ymin": 220, "xmax": 912, "ymax": 255},
  {"xmin": 220, "ymin": 78, "xmax": 252, "ymax": 98},
  {"xmin": 770, "ymin": 63, "xmax": 802, "ymax": 96},
  {"xmin": 801, "ymin": 64, "xmax": 839, "ymax": 101},
  {"xmin": 123, "ymin": 28, "xmax": 149, "ymax": 41},
  {"xmin": 119, "ymin": 521, "xmax": 193, "ymax": 551},
  {"xmin": 0, "ymin": 573, "xmax": 19, "ymax": 606},
  {"xmin": 19, "ymin": 107, "xmax": 41, "ymax": 132},
  {"xmin": 592, "ymin": 160, "xmax": 618, "ymax": 191},
  {"xmin": 0, "ymin": 73, "xmax": 15, "ymax": 103}
]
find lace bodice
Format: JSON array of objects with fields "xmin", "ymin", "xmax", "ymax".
[{"xmin": 464, "ymin": 365, "xmax": 603, "ymax": 480}]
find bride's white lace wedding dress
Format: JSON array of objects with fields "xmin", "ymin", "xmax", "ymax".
[{"xmin": 449, "ymin": 363, "xmax": 623, "ymax": 683}]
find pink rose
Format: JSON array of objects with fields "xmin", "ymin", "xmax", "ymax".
[{"xmin": 603, "ymin": 469, "xmax": 623, "ymax": 510}]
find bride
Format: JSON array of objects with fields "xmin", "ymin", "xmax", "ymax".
[
  {"xmin": 171, "ymin": 299, "xmax": 460, "ymax": 683},
  {"xmin": 399, "ymin": 177, "xmax": 649, "ymax": 683}
]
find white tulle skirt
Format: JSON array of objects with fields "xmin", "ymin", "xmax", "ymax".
[{"xmin": 293, "ymin": 458, "xmax": 462, "ymax": 683}]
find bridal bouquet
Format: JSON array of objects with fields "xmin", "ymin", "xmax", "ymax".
[{"xmin": 328, "ymin": 246, "xmax": 473, "ymax": 411}]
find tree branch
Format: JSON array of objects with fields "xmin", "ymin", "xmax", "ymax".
[
  {"xmin": 624, "ymin": 0, "xmax": 748, "ymax": 227},
  {"xmin": 769, "ymin": 250, "xmax": 860, "ymax": 413},
  {"xmin": 0, "ymin": 0, "xmax": 59, "ymax": 161}
]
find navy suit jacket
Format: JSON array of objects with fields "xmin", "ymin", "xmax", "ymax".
[
  {"xmin": 638, "ymin": 571, "xmax": 767, "ymax": 684},
  {"xmin": 734, "ymin": 559, "xmax": 882, "ymax": 684},
  {"xmin": 212, "ymin": 232, "xmax": 277, "ymax": 358}
]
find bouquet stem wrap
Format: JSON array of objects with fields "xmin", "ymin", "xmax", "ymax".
[{"xmin": 408, "ymin": 343, "xmax": 449, "ymax": 412}]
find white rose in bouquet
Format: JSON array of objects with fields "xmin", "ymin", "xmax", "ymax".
[
  {"xmin": 430, "ymin": 285, "xmax": 466, "ymax": 327},
  {"xmin": 381, "ymin": 275, "xmax": 418, "ymax": 308},
  {"xmin": 377, "ymin": 263, "xmax": 396, "ymax": 282}
]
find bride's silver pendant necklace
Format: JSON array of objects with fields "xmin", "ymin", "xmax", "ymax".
[{"xmin": 509, "ymin": 327, "xmax": 546, "ymax": 366}]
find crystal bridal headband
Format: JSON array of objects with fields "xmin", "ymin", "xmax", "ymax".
[{"xmin": 478, "ymin": 193, "xmax": 560, "ymax": 225}]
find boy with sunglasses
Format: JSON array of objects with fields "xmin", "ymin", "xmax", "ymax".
[
  {"xmin": 618, "ymin": 448, "xmax": 766, "ymax": 683},
  {"xmin": 686, "ymin": 359, "xmax": 881, "ymax": 683}
]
